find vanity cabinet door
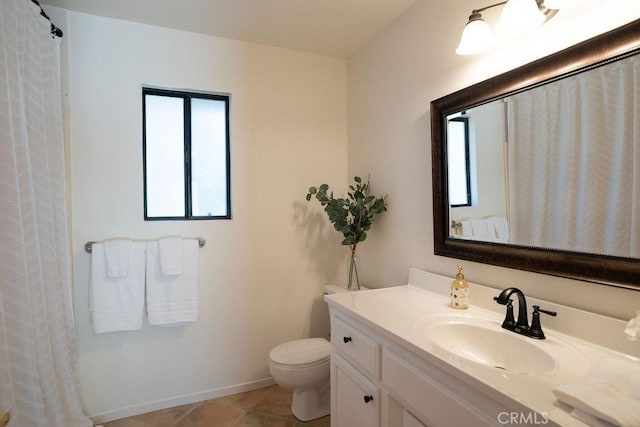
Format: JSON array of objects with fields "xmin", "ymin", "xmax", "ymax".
[
  {"xmin": 331, "ymin": 352, "xmax": 380, "ymax": 427},
  {"xmin": 383, "ymin": 391, "xmax": 430, "ymax": 427},
  {"xmin": 382, "ymin": 348, "xmax": 495, "ymax": 427},
  {"xmin": 403, "ymin": 409, "xmax": 428, "ymax": 427}
]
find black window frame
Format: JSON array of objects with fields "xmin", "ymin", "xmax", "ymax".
[
  {"xmin": 142, "ymin": 87, "xmax": 231, "ymax": 221},
  {"xmin": 447, "ymin": 116, "xmax": 472, "ymax": 208}
]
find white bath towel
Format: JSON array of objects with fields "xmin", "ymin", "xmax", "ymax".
[
  {"xmin": 159, "ymin": 236, "xmax": 183, "ymax": 276},
  {"xmin": 103, "ymin": 238, "xmax": 132, "ymax": 278},
  {"xmin": 146, "ymin": 239, "xmax": 199, "ymax": 326},
  {"xmin": 90, "ymin": 241, "xmax": 145, "ymax": 333},
  {"xmin": 552, "ymin": 357, "xmax": 640, "ymax": 426}
]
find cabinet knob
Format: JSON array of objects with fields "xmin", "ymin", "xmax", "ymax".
[
  {"xmin": 343, "ymin": 336, "xmax": 352, "ymax": 343},
  {"xmin": 363, "ymin": 395, "xmax": 374, "ymax": 403}
]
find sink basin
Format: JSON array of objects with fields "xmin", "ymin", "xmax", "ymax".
[{"xmin": 418, "ymin": 317, "xmax": 558, "ymax": 374}]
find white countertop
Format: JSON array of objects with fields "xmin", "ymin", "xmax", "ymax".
[{"xmin": 325, "ymin": 268, "xmax": 640, "ymax": 427}]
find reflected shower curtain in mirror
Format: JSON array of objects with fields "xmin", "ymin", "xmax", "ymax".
[
  {"xmin": 0, "ymin": 1, "xmax": 91, "ymax": 425},
  {"xmin": 506, "ymin": 55, "xmax": 640, "ymax": 258}
]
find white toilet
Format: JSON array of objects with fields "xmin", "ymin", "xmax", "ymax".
[
  {"xmin": 268, "ymin": 285, "xmax": 346, "ymax": 421},
  {"xmin": 269, "ymin": 337, "xmax": 332, "ymax": 421}
]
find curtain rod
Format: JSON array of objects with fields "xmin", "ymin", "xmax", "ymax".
[{"xmin": 31, "ymin": 0, "xmax": 63, "ymax": 38}]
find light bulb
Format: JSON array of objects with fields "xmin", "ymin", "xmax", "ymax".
[
  {"xmin": 455, "ymin": 13, "xmax": 495, "ymax": 55},
  {"xmin": 496, "ymin": 0, "xmax": 546, "ymax": 36}
]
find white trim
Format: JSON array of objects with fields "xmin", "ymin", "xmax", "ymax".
[{"xmin": 89, "ymin": 377, "xmax": 276, "ymax": 424}]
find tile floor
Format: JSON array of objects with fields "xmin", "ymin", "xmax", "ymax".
[{"xmin": 100, "ymin": 385, "xmax": 330, "ymax": 427}]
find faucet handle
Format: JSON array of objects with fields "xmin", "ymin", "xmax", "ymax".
[
  {"xmin": 534, "ymin": 305, "xmax": 557, "ymax": 317},
  {"xmin": 529, "ymin": 305, "xmax": 557, "ymax": 339},
  {"xmin": 501, "ymin": 299, "xmax": 516, "ymax": 328}
]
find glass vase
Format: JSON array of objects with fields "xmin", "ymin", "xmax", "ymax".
[{"xmin": 347, "ymin": 249, "xmax": 360, "ymax": 291}]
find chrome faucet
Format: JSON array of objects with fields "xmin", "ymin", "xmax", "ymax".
[{"xmin": 494, "ymin": 287, "xmax": 557, "ymax": 339}]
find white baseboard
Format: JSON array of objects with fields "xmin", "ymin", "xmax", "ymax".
[{"xmin": 89, "ymin": 377, "xmax": 276, "ymax": 424}]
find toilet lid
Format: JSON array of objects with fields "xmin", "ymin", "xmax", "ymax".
[{"xmin": 269, "ymin": 338, "xmax": 331, "ymax": 366}]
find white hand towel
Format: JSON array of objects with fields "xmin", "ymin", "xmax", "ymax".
[
  {"xmin": 470, "ymin": 219, "xmax": 492, "ymax": 239},
  {"xmin": 90, "ymin": 242, "xmax": 145, "ymax": 333},
  {"xmin": 146, "ymin": 239, "xmax": 199, "ymax": 326},
  {"xmin": 103, "ymin": 238, "xmax": 132, "ymax": 278},
  {"xmin": 552, "ymin": 357, "xmax": 640, "ymax": 427},
  {"xmin": 460, "ymin": 220, "xmax": 473, "ymax": 237},
  {"xmin": 624, "ymin": 312, "xmax": 639, "ymax": 341},
  {"xmin": 159, "ymin": 236, "xmax": 183, "ymax": 276}
]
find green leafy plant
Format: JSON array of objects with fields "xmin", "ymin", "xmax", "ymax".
[{"xmin": 305, "ymin": 176, "xmax": 388, "ymax": 253}]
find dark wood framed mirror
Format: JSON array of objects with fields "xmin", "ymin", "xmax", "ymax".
[{"xmin": 431, "ymin": 19, "xmax": 640, "ymax": 288}]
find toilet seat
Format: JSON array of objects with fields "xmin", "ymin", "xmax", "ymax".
[{"xmin": 269, "ymin": 338, "xmax": 331, "ymax": 367}]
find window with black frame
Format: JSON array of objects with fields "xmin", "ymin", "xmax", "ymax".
[
  {"xmin": 143, "ymin": 87, "xmax": 231, "ymax": 220},
  {"xmin": 447, "ymin": 115, "xmax": 471, "ymax": 208}
]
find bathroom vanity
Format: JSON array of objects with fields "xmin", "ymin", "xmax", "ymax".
[{"xmin": 325, "ymin": 269, "xmax": 639, "ymax": 427}]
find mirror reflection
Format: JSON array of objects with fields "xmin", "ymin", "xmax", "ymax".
[{"xmin": 447, "ymin": 53, "xmax": 639, "ymax": 259}]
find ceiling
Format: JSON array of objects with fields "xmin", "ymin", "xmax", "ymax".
[{"xmin": 41, "ymin": 0, "xmax": 417, "ymax": 58}]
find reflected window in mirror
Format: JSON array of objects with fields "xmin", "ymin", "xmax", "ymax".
[
  {"xmin": 447, "ymin": 103, "xmax": 509, "ymax": 242},
  {"xmin": 447, "ymin": 114, "xmax": 472, "ymax": 207}
]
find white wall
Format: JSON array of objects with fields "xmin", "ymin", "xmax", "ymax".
[
  {"xmin": 61, "ymin": 10, "xmax": 347, "ymax": 422},
  {"xmin": 347, "ymin": 0, "xmax": 640, "ymax": 319}
]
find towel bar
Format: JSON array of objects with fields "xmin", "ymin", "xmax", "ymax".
[{"xmin": 84, "ymin": 237, "xmax": 206, "ymax": 253}]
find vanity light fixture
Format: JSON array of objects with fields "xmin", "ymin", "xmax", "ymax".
[
  {"xmin": 456, "ymin": 0, "xmax": 559, "ymax": 56},
  {"xmin": 543, "ymin": 0, "xmax": 584, "ymax": 9}
]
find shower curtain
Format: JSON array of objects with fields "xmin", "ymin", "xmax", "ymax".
[
  {"xmin": 0, "ymin": 1, "xmax": 92, "ymax": 426},
  {"xmin": 506, "ymin": 55, "xmax": 640, "ymax": 258}
]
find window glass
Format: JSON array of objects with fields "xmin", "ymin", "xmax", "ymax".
[
  {"xmin": 191, "ymin": 98, "xmax": 228, "ymax": 217},
  {"xmin": 144, "ymin": 94, "xmax": 185, "ymax": 217}
]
